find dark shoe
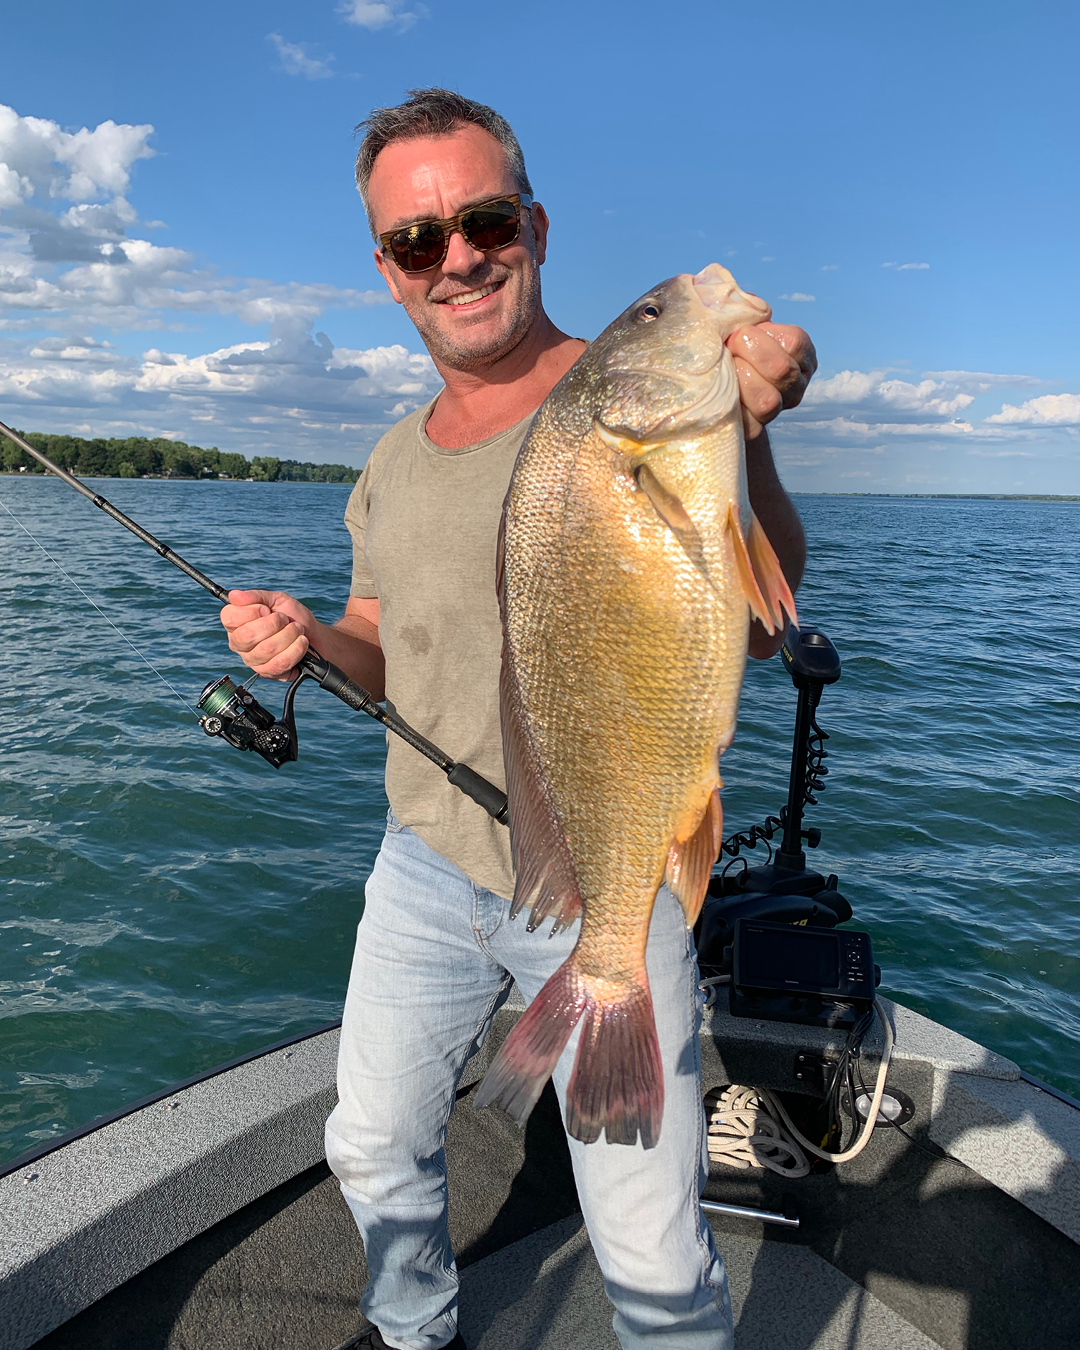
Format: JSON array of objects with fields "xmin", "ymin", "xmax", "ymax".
[{"xmin": 340, "ymin": 1328, "xmax": 466, "ymax": 1350}]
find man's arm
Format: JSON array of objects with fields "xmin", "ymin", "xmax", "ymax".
[
  {"xmin": 220, "ymin": 592, "xmax": 386, "ymax": 700},
  {"xmin": 727, "ymin": 320, "xmax": 816, "ymax": 658}
]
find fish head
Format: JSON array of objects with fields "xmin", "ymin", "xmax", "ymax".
[{"xmin": 590, "ymin": 264, "xmax": 771, "ymax": 446}]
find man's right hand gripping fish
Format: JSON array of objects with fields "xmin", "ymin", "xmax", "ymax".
[{"xmin": 475, "ymin": 264, "xmax": 798, "ymax": 1148}]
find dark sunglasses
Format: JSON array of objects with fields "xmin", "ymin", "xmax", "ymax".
[{"xmin": 379, "ymin": 193, "xmax": 533, "ymax": 274}]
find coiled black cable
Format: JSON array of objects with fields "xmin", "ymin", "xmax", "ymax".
[
  {"xmin": 718, "ymin": 706, "xmax": 831, "ymax": 861},
  {"xmin": 804, "ymin": 700, "xmax": 830, "ymax": 806}
]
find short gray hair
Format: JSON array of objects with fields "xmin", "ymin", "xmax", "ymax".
[{"xmin": 354, "ymin": 88, "xmax": 533, "ymax": 239}]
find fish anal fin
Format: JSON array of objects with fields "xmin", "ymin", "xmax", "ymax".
[
  {"xmin": 665, "ymin": 788, "xmax": 723, "ymax": 928},
  {"xmin": 727, "ymin": 504, "xmax": 797, "ymax": 635},
  {"xmin": 748, "ymin": 512, "xmax": 798, "ymax": 633}
]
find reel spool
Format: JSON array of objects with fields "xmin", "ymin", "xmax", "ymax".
[{"xmin": 197, "ymin": 675, "xmax": 299, "ymax": 769}]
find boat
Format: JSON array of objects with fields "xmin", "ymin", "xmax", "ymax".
[{"xmin": 2, "ymin": 979, "xmax": 1079, "ymax": 1350}]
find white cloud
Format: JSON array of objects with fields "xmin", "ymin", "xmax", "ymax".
[
  {"xmin": 267, "ymin": 33, "xmax": 335, "ymax": 79},
  {"xmin": 985, "ymin": 393, "xmax": 1080, "ymax": 426},
  {"xmin": 338, "ymin": 0, "xmax": 422, "ymax": 31},
  {"xmin": 779, "ymin": 292, "xmax": 815, "ymax": 302},
  {"xmin": 821, "ymin": 264, "xmax": 838, "ymax": 272},
  {"xmin": 792, "ymin": 414, "xmax": 977, "ymax": 439},
  {"xmin": 0, "ymin": 104, "xmax": 154, "ymax": 205},
  {"xmin": 801, "ymin": 369, "xmax": 975, "ymax": 417},
  {"xmin": 0, "ymin": 329, "xmax": 441, "ymax": 459},
  {"xmin": 0, "ymin": 104, "xmax": 384, "ymax": 331},
  {"xmin": 923, "ymin": 370, "xmax": 1046, "ymax": 392},
  {"xmin": 882, "ymin": 261, "xmax": 930, "ymax": 270}
]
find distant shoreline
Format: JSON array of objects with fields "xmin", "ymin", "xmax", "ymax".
[
  {"xmin": 0, "ymin": 470, "xmax": 353, "ymax": 484},
  {"xmin": 791, "ymin": 492, "xmax": 1080, "ymax": 502}
]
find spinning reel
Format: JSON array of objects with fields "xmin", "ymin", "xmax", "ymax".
[{"xmin": 197, "ymin": 674, "xmax": 301, "ymax": 769}]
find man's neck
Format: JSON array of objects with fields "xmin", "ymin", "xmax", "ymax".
[{"xmin": 425, "ymin": 311, "xmax": 586, "ymax": 450}]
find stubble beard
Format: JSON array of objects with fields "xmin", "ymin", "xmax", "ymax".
[{"xmin": 402, "ymin": 257, "xmax": 544, "ymax": 373}]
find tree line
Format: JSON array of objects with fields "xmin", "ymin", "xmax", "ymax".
[{"xmin": 0, "ymin": 429, "xmax": 361, "ymax": 484}]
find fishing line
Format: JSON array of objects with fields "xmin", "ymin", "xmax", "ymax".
[{"xmin": 0, "ymin": 492, "xmax": 197, "ymax": 714}]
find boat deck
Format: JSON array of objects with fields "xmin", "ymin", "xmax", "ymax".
[{"xmin": 29, "ymin": 1074, "xmax": 1080, "ymax": 1350}]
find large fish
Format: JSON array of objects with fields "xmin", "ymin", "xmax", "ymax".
[{"xmin": 475, "ymin": 264, "xmax": 797, "ymax": 1149}]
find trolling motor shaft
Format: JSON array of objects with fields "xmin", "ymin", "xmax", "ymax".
[{"xmin": 2, "ymin": 417, "xmax": 509, "ymax": 824}]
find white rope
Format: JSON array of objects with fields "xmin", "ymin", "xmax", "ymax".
[{"xmin": 705, "ymin": 1084, "xmax": 811, "ymax": 1177}]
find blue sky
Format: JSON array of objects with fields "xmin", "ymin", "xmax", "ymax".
[{"xmin": 1, "ymin": 0, "xmax": 1077, "ymax": 491}]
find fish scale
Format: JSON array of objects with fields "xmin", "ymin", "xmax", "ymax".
[{"xmin": 476, "ymin": 264, "xmax": 797, "ymax": 1147}]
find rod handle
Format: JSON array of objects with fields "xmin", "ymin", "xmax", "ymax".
[{"xmin": 446, "ymin": 763, "xmax": 509, "ymax": 822}]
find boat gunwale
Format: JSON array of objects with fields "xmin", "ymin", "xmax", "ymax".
[{"xmin": 0, "ymin": 1019, "xmax": 343, "ymax": 1182}]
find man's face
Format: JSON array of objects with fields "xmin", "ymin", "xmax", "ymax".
[{"xmin": 367, "ymin": 125, "xmax": 548, "ymax": 371}]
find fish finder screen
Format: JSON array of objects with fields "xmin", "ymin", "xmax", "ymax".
[{"xmin": 741, "ymin": 928, "xmax": 840, "ymax": 989}]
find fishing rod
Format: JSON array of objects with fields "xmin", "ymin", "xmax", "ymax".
[{"xmin": 0, "ymin": 418, "xmax": 509, "ymax": 824}]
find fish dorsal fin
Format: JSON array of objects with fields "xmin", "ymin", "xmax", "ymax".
[
  {"xmin": 498, "ymin": 515, "xmax": 583, "ymax": 935},
  {"xmin": 665, "ymin": 787, "xmax": 722, "ymax": 927},
  {"xmin": 727, "ymin": 504, "xmax": 798, "ymax": 635}
]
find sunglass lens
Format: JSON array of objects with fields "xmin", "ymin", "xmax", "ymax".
[
  {"xmin": 390, "ymin": 221, "xmax": 447, "ymax": 272},
  {"xmin": 461, "ymin": 200, "xmax": 520, "ymax": 251}
]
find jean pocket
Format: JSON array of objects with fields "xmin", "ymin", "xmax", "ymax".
[{"xmin": 385, "ymin": 807, "xmax": 405, "ymax": 834}]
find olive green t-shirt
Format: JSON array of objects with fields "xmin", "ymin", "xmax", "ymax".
[{"xmin": 344, "ymin": 399, "xmax": 535, "ymax": 900}]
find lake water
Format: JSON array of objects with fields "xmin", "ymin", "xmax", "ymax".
[{"xmin": 1, "ymin": 478, "xmax": 1078, "ymax": 1168}]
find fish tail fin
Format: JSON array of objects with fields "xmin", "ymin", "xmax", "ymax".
[
  {"xmin": 475, "ymin": 958, "xmax": 587, "ymax": 1125},
  {"xmin": 564, "ymin": 975, "xmax": 664, "ymax": 1149},
  {"xmin": 476, "ymin": 959, "xmax": 664, "ymax": 1150}
]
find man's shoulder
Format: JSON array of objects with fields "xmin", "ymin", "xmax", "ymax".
[
  {"xmin": 349, "ymin": 401, "xmax": 428, "ymax": 496},
  {"xmin": 371, "ymin": 401, "xmax": 433, "ymax": 461}
]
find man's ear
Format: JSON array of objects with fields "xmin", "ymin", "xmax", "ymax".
[
  {"xmin": 530, "ymin": 202, "xmax": 550, "ymax": 266},
  {"xmin": 373, "ymin": 248, "xmax": 405, "ymax": 305}
]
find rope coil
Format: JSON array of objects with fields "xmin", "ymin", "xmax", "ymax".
[{"xmin": 704, "ymin": 1084, "xmax": 811, "ymax": 1177}]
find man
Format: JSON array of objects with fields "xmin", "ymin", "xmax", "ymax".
[{"xmin": 222, "ymin": 89, "xmax": 814, "ymax": 1350}]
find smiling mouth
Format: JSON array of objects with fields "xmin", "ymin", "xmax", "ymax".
[{"xmin": 441, "ymin": 281, "xmax": 502, "ymax": 307}]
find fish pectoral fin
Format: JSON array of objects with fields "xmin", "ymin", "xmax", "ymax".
[
  {"xmin": 665, "ymin": 787, "xmax": 723, "ymax": 928},
  {"xmin": 727, "ymin": 504, "xmax": 798, "ymax": 635},
  {"xmin": 635, "ymin": 461, "xmax": 696, "ymax": 537}
]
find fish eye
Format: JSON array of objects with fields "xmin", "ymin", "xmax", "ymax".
[{"xmin": 635, "ymin": 303, "xmax": 661, "ymax": 323}]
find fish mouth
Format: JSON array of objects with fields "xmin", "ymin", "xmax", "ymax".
[{"xmin": 691, "ymin": 263, "xmax": 772, "ymax": 328}]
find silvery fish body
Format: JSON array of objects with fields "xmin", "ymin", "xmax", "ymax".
[{"xmin": 475, "ymin": 265, "xmax": 796, "ymax": 1148}]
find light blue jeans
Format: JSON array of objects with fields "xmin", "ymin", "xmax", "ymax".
[{"xmin": 325, "ymin": 814, "xmax": 733, "ymax": 1350}]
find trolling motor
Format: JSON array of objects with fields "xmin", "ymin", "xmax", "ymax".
[
  {"xmin": 0, "ymin": 418, "xmax": 509, "ymax": 824},
  {"xmin": 695, "ymin": 623, "xmax": 884, "ymax": 1030},
  {"xmin": 696, "ymin": 625, "xmax": 850, "ymax": 949}
]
